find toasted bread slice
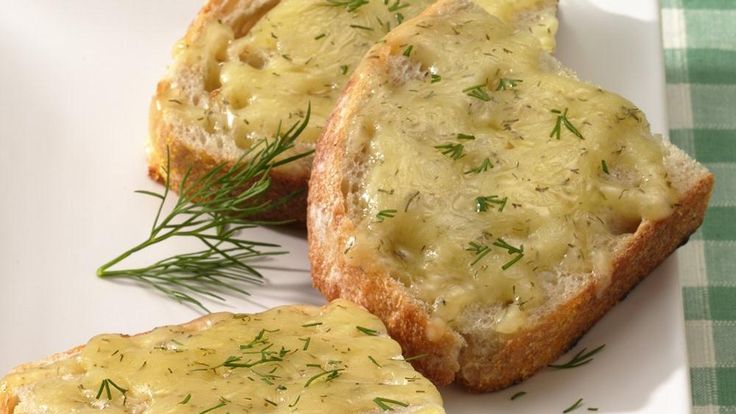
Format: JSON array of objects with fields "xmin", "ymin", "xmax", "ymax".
[
  {"xmin": 307, "ymin": 0, "xmax": 714, "ymax": 390},
  {"xmin": 149, "ymin": 0, "xmax": 435, "ymax": 221},
  {"xmin": 0, "ymin": 300, "xmax": 444, "ymax": 413},
  {"xmin": 149, "ymin": 0, "xmax": 559, "ymax": 222}
]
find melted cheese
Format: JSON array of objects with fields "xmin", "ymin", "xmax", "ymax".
[
  {"xmin": 2, "ymin": 300, "xmax": 444, "ymax": 413},
  {"xmin": 156, "ymin": 0, "xmax": 435, "ymax": 150},
  {"xmin": 345, "ymin": 2, "xmax": 676, "ymax": 331}
]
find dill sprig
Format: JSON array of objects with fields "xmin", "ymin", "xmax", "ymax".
[
  {"xmin": 549, "ymin": 344, "xmax": 605, "ymax": 369},
  {"xmin": 97, "ymin": 107, "xmax": 313, "ymax": 312}
]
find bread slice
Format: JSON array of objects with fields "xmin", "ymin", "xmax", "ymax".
[
  {"xmin": 0, "ymin": 300, "xmax": 445, "ymax": 413},
  {"xmin": 149, "ymin": 0, "xmax": 443, "ymax": 221},
  {"xmin": 307, "ymin": 0, "xmax": 714, "ymax": 391}
]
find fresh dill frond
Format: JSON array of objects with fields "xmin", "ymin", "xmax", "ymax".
[
  {"xmin": 548, "ymin": 344, "xmax": 605, "ymax": 369},
  {"xmin": 430, "ymin": 73, "xmax": 442, "ymax": 83},
  {"xmin": 402, "ymin": 45, "xmax": 413, "ymax": 57},
  {"xmin": 601, "ymin": 159, "xmax": 610, "ymax": 174},
  {"xmin": 97, "ymin": 107, "xmax": 314, "ymax": 312}
]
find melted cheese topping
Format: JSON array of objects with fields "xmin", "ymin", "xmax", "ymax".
[
  {"xmin": 156, "ymin": 0, "xmax": 435, "ymax": 150},
  {"xmin": 345, "ymin": 2, "xmax": 676, "ymax": 332},
  {"xmin": 2, "ymin": 300, "xmax": 444, "ymax": 413}
]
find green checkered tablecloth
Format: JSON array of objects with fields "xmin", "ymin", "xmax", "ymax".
[{"xmin": 661, "ymin": 0, "xmax": 736, "ymax": 412}]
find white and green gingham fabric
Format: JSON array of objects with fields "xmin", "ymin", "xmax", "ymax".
[{"xmin": 661, "ymin": 0, "xmax": 736, "ymax": 412}]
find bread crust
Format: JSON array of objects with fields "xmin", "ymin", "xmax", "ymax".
[
  {"xmin": 307, "ymin": 0, "xmax": 714, "ymax": 391},
  {"xmin": 148, "ymin": 0, "xmax": 311, "ymax": 223}
]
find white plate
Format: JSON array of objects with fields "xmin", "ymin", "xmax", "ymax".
[{"xmin": 0, "ymin": 1, "xmax": 690, "ymax": 413}]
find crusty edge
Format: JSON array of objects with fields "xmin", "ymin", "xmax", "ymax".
[
  {"xmin": 456, "ymin": 168, "xmax": 714, "ymax": 391},
  {"xmin": 308, "ymin": 36, "xmax": 465, "ymax": 386},
  {"xmin": 148, "ymin": 0, "xmax": 311, "ymax": 223},
  {"xmin": 307, "ymin": 0, "xmax": 715, "ymax": 390},
  {"xmin": 0, "ymin": 312, "xmax": 233, "ymax": 414}
]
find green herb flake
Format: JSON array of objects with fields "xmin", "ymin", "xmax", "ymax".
[
  {"xmin": 314, "ymin": 33, "xmax": 326, "ymax": 40},
  {"xmin": 304, "ymin": 368, "xmax": 343, "ymax": 387},
  {"xmin": 464, "ymin": 158, "xmax": 493, "ymax": 174},
  {"xmin": 463, "ymin": 83, "xmax": 491, "ymax": 101},
  {"xmin": 95, "ymin": 378, "xmax": 127, "ymax": 401},
  {"xmin": 350, "ymin": 24, "xmax": 374, "ymax": 31},
  {"xmin": 466, "ymin": 241, "xmax": 491, "ymax": 266},
  {"xmin": 434, "ymin": 143, "xmax": 465, "ymax": 160},
  {"xmin": 302, "ymin": 322, "xmax": 323, "ymax": 327},
  {"xmin": 325, "ymin": 0, "xmax": 369, "ymax": 12},
  {"xmin": 431, "ymin": 74, "xmax": 442, "ymax": 83},
  {"xmin": 550, "ymin": 108, "xmax": 584, "ymax": 140},
  {"xmin": 457, "ymin": 133, "xmax": 475, "ymax": 141},
  {"xmin": 548, "ymin": 344, "xmax": 605, "ymax": 369},
  {"xmin": 179, "ymin": 393, "xmax": 192, "ymax": 405},
  {"xmin": 373, "ymin": 397, "xmax": 409, "ymax": 411},
  {"xmin": 475, "ymin": 195, "xmax": 508, "ymax": 213},
  {"xmin": 357, "ymin": 326, "xmax": 380, "ymax": 336},
  {"xmin": 496, "ymin": 78, "xmax": 523, "ymax": 91},
  {"xmin": 493, "ymin": 238, "xmax": 524, "ymax": 270},
  {"xmin": 402, "ymin": 45, "xmax": 413, "ymax": 57},
  {"xmin": 376, "ymin": 209, "xmax": 398, "ymax": 222},
  {"xmin": 340, "ymin": 64, "xmax": 349, "ymax": 75},
  {"xmin": 368, "ymin": 355, "xmax": 382, "ymax": 367},
  {"xmin": 510, "ymin": 391, "xmax": 527, "ymax": 400},
  {"xmin": 601, "ymin": 159, "xmax": 609, "ymax": 174},
  {"xmin": 386, "ymin": 0, "xmax": 410, "ymax": 12},
  {"xmin": 563, "ymin": 398, "xmax": 584, "ymax": 413}
]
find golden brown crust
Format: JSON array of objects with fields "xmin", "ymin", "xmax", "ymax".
[
  {"xmin": 307, "ymin": 0, "xmax": 714, "ymax": 391},
  {"xmin": 148, "ymin": 0, "xmax": 310, "ymax": 223}
]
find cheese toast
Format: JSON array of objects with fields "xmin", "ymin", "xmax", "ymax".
[
  {"xmin": 0, "ymin": 300, "xmax": 444, "ymax": 413},
  {"xmin": 307, "ymin": 0, "xmax": 714, "ymax": 390}
]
